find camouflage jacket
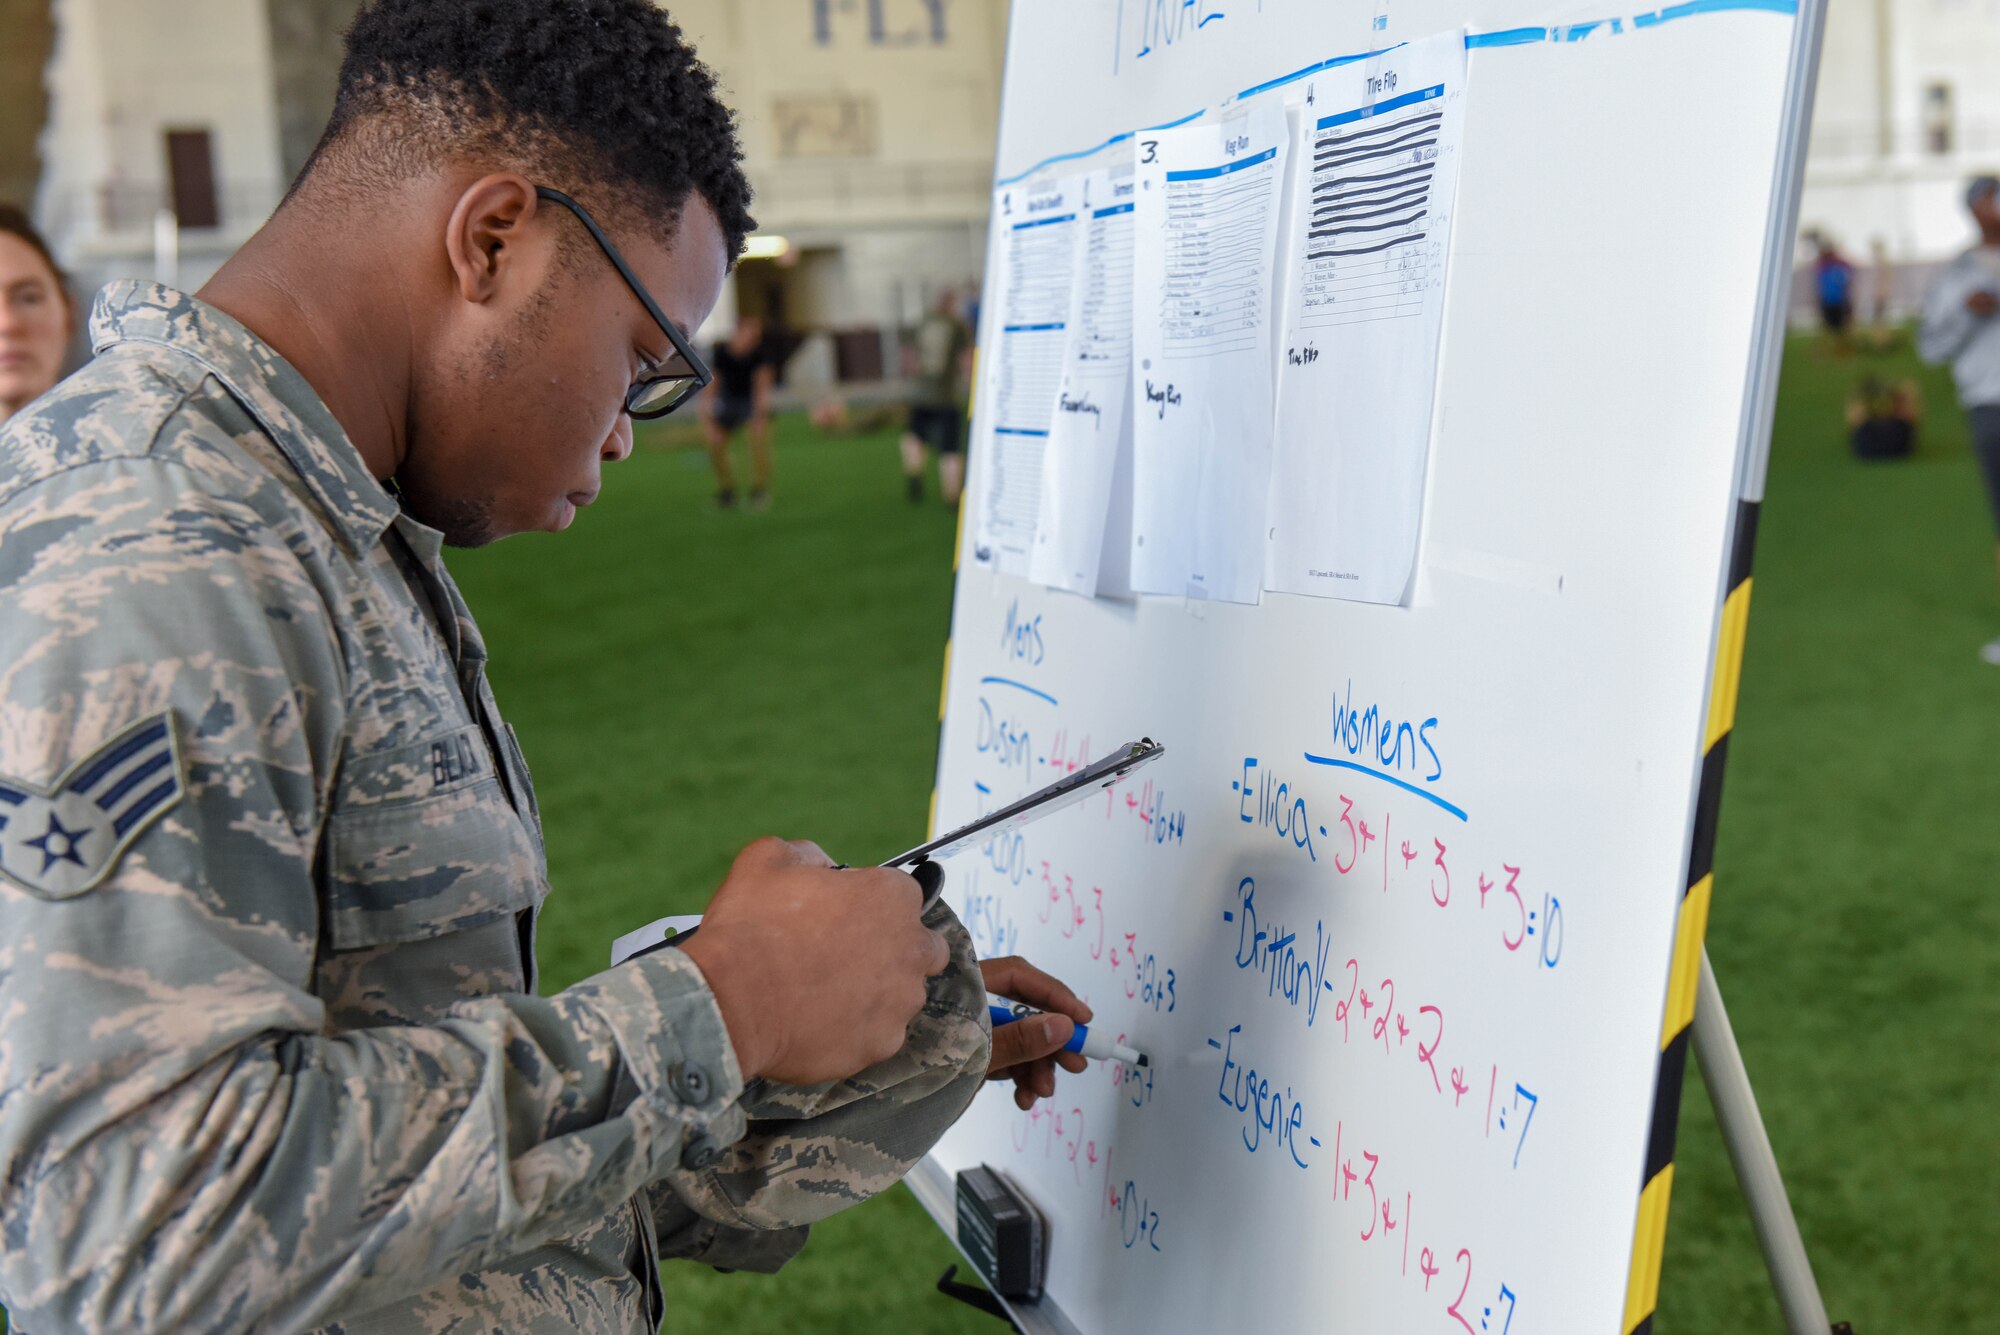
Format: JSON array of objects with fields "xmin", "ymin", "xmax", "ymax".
[{"xmin": 0, "ymin": 283, "xmax": 989, "ymax": 1333}]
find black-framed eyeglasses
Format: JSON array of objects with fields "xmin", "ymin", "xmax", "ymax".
[{"xmin": 535, "ymin": 185, "xmax": 711, "ymax": 420}]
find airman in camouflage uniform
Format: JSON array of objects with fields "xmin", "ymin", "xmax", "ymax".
[{"xmin": 0, "ymin": 281, "xmax": 991, "ymax": 1332}]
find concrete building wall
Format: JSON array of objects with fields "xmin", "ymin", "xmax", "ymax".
[
  {"xmin": 671, "ymin": 0, "xmax": 1005, "ymax": 231},
  {"xmin": 0, "ymin": 0, "xmax": 56, "ymax": 209},
  {"xmin": 266, "ymin": 0, "xmax": 365, "ymax": 182},
  {"xmin": 1799, "ymin": 0, "xmax": 2000, "ymax": 295},
  {"xmin": 18, "ymin": 0, "xmax": 2000, "ymax": 319},
  {"xmin": 18, "ymin": 0, "xmax": 1007, "ymax": 368},
  {"xmin": 669, "ymin": 0, "xmax": 1006, "ymax": 353},
  {"xmin": 38, "ymin": 0, "xmax": 287, "ymax": 294}
]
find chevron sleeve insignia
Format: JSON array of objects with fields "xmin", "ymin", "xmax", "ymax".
[{"xmin": 0, "ymin": 712, "xmax": 186, "ymax": 900}]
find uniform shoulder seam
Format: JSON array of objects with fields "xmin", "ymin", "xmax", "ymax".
[
  {"xmin": 0, "ymin": 372, "xmax": 205, "ymax": 509},
  {"xmin": 2, "ymin": 453, "xmax": 346, "ymax": 642}
]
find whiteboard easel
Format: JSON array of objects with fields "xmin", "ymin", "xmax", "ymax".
[{"xmin": 912, "ymin": 0, "xmax": 1842, "ymax": 1330}]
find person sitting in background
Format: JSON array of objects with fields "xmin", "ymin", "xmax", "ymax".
[
  {"xmin": 1845, "ymin": 374, "xmax": 1919, "ymax": 461},
  {"xmin": 1918, "ymin": 175, "xmax": 2000, "ymax": 665},
  {"xmin": 0, "ymin": 204, "xmax": 73, "ymax": 425},
  {"xmin": 902, "ymin": 287, "xmax": 972, "ymax": 506},
  {"xmin": 702, "ymin": 311, "xmax": 775, "ymax": 509}
]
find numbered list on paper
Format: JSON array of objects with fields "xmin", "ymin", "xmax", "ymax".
[
  {"xmin": 1130, "ymin": 104, "xmax": 1288, "ymax": 605},
  {"xmin": 1268, "ymin": 31, "xmax": 1466, "ymax": 605},
  {"xmin": 1031, "ymin": 164, "xmax": 1138, "ymax": 597},
  {"xmin": 973, "ymin": 180, "xmax": 1081, "ymax": 575}
]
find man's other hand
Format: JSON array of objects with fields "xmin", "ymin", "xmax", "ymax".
[
  {"xmin": 677, "ymin": 837, "xmax": 948, "ymax": 1086},
  {"xmin": 1967, "ymin": 288, "xmax": 1999, "ymax": 318},
  {"xmin": 981, "ymin": 956, "xmax": 1093, "ymax": 1110}
]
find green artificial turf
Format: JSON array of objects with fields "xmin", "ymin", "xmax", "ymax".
[
  {"xmin": 1654, "ymin": 334, "xmax": 2000, "ymax": 1333},
  {"xmin": 443, "ymin": 333, "xmax": 1999, "ymax": 1332}
]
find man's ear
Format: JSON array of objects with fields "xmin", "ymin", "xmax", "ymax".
[{"xmin": 443, "ymin": 174, "xmax": 543, "ymax": 305}]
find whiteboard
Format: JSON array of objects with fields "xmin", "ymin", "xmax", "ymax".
[{"xmin": 919, "ymin": 2, "xmax": 1819, "ymax": 1333}]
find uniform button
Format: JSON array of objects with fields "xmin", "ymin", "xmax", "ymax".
[
  {"xmin": 671, "ymin": 1062, "xmax": 711, "ymax": 1104},
  {"xmin": 682, "ymin": 1132, "xmax": 723, "ymax": 1170}
]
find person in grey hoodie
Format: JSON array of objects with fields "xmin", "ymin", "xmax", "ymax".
[{"xmin": 1920, "ymin": 175, "xmax": 2000, "ymax": 664}]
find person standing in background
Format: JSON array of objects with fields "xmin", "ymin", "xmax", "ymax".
[
  {"xmin": 0, "ymin": 205, "xmax": 73, "ymax": 426},
  {"xmin": 1812, "ymin": 233, "xmax": 1856, "ymax": 347},
  {"xmin": 702, "ymin": 311, "xmax": 775, "ymax": 509},
  {"xmin": 1869, "ymin": 235, "xmax": 1894, "ymax": 327},
  {"xmin": 902, "ymin": 287, "xmax": 972, "ymax": 506},
  {"xmin": 1919, "ymin": 175, "xmax": 2000, "ymax": 665}
]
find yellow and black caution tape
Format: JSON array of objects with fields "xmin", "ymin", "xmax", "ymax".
[{"xmin": 1623, "ymin": 498, "xmax": 1759, "ymax": 1334}]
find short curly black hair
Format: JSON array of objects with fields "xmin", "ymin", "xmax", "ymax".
[{"xmin": 299, "ymin": 0, "xmax": 754, "ymax": 260}]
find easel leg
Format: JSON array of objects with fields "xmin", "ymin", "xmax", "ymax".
[
  {"xmin": 1692, "ymin": 950, "xmax": 1840, "ymax": 1334},
  {"xmin": 936, "ymin": 1265, "xmax": 1024, "ymax": 1332}
]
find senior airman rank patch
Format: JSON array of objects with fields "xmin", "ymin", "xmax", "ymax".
[{"xmin": 0, "ymin": 712, "xmax": 185, "ymax": 900}]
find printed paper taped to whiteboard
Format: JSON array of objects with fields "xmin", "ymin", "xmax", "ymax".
[
  {"xmin": 1266, "ymin": 30, "xmax": 1466, "ymax": 605},
  {"xmin": 1130, "ymin": 103, "xmax": 1288, "ymax": 605},
  {"xmin": 972, "ymin": 175, "xmax": 1083, "ymax": 575},
  {"xmin": 1030, "ymin": 162, "xmax": 1138, "ymax": 597}
]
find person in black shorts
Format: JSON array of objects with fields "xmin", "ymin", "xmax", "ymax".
[
  {"xmin": 906, "ymin": 403, "xmax": 960, "ymax": 463},
  {"xmin": 703, "ymin": 313, "xmax": 774, "ymax": 508},
  {"xmin": 902, "ymin": 289, "xmax": 972, "ymax": 505}
]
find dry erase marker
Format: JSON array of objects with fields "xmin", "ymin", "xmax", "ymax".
[{"xmin": 989, "ymin": 999, "xmax": 1149, "ymax": 1067}]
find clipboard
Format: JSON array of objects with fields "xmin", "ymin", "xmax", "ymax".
[
  {"xmin": 610, "ymin": 738, "xmax": 1164, "ymax": 967},
  {"xmin": 880, "ymin": 737, "xmax": 1164, "ymax": 869}
]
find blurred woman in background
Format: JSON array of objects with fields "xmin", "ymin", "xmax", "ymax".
[{"xmin": 0, "ymin": 204, "xmax": 73, "ymax": 426}]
